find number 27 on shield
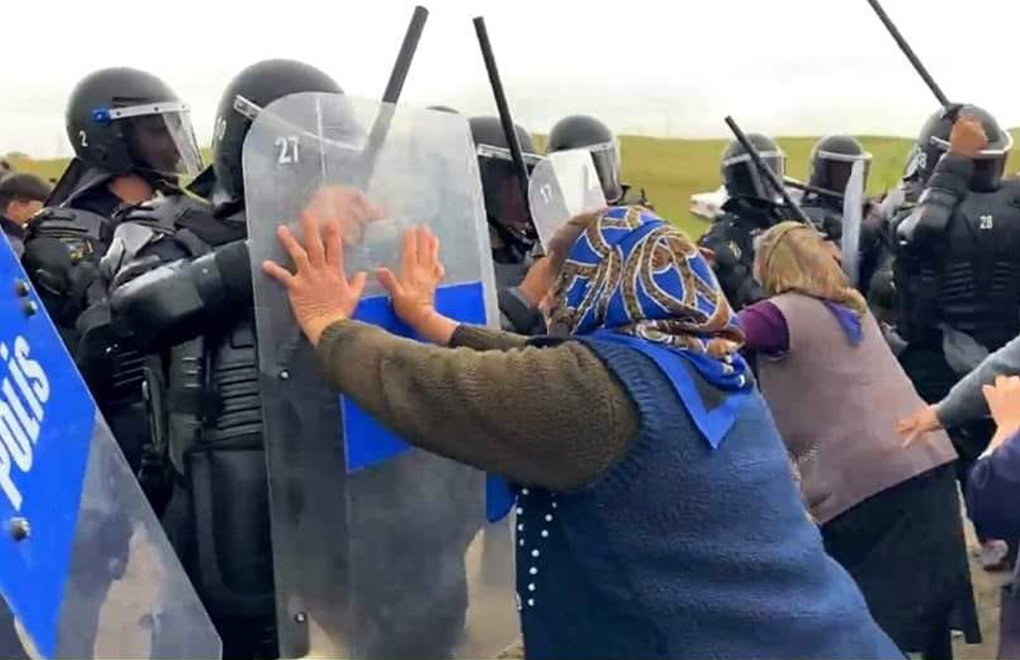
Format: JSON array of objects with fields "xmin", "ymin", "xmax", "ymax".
[{"xmin": 276, "ymin": 136, "xmax": 300, "ymax": 165}]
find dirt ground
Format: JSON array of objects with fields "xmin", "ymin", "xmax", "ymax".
[{"xmin": 7, "ymin": 501, "xmax": 1006, "ymax": 659}]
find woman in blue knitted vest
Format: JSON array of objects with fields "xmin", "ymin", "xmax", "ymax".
[{"xmin": 264, "ymin": 201, "xmax": 903, "ymax": 659}]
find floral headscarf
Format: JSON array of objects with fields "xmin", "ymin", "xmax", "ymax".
[{"xmin": 546, "ymin": 206, "xmax": 753, "ymax": 447}]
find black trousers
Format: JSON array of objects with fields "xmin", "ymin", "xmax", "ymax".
[{"xmin": 899, "ymin": 345, "xmax": 996, "ymax": 519}]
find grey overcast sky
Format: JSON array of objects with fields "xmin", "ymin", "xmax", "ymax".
[{"xmin": 3, "ymin": 0, "xmax": 1018, "ymax": 157}]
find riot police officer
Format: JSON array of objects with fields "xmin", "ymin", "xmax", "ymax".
[
  {"xmin": 894, "ymin": 108, "xmax": 1020, "ymax": 557},
  {"xmin": 546, "ymin": 114, "xmax": 650, "ymax": 207},
  {"xmin": 469, "ymin": 116, "xmax": 547, "ymax": 334},
  {"xmin": 106, "ymin": 60, "xmax": 485, "ymax": 659},
  {"xmin": 21, "ymin": 68, "xmax": 204, "ymax": 506},
  {"xmin": 800, "ymin": 135, "xmax": 873, "ymax": 241},
  {"xmin": 864, "ymin": 110, "xmax": 951, "ymax": 324},
  {"xmin": 698, "ymin": 133, "xmax": 788, "ymax": 310},
  {"xmin": 23, "ymin": 67, "xmax": 202, "ymax": 341},
  {"xmin": 97, "ymin": 59, "xmax": 345, "ymax": 659}
]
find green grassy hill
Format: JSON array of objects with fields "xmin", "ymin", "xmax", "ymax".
[
  {"xmin": 612, "ymin": 135, "xmax": 918, "ymax": 236},
  {"xmin": 13, "ymin": 132, "xmax": 1020, "ymax": 238},
  {"xmin": 533, "ymin": 134, "xmax": 925, "ymax": 235}
]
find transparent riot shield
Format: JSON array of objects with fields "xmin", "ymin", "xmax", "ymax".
[
  {"xmin": 243, "ymin": 93, "xmax": 518, "ymax": 659},
  {"xmin": 0, "ymin": 235, "xmax": 220, "ymax": 659},
  {"xmin": 528, "ymin": 148, "xmax": 606, "ymax": 250},
  {"xmin": 841, "ymin": 159, "xmax": 866, "ymax": 287}
]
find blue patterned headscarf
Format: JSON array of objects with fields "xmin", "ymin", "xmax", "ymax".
[{"xmin": 547, "ymin": 206, "xmax": 753, "ymax": 448}]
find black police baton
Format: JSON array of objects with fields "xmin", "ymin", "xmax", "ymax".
[
  {"xmin": 784, "ymin": 177, "xmax": 845, "ymax": 203},
  {"xmin": 382, "ymin": 5, "xmax": 429, "ymax": 105},
  {"xmin": 473, "ymin": 16, "xmax": 531, "ymax": 206},
  {"xmin": 864, "ymin": 0, "xmax": 961, "ymax": 120},
  {"xmin": 359, "ymin": 6, "xmax": 430, "ymax": 183},
  {"xmin": 723, "ymin": 116, "xmax": 812, "ymax": 225},
  {"xmin": 276, "ymin": 6, "xmax": 429, "ymax": 363}
]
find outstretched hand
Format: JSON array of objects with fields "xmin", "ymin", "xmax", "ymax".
[
  {"xmin": 377, "ymin": 226, "xmax": 458, "ymax": 344},
  {"xmin": 377, "ymin": 226, "xmax": 444, "ymax": 329},
  {"xmin": 896, "ymin": 405, "xmax": 942, "ymax": 448},
  {"xmin": 262, "ymin": 210, "xmax": 367, "ymax": 347},
  {"xmin": 304, "ymin": 185, "xmax": 387, "ymax": 245}
]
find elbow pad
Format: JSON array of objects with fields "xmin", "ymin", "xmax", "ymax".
[
  {"xmin": 895, "ymin": 190, "xmax": 955, "ymax": 254},
  {"xmin": 110, "ymin": 258, "xmax": 208, "ymax": 349},
  {"xmin": 211, "ymin": 240, "xmax": 253, "ymax": 310},
  {"xmin": 897, "ymin": 153, "xmax": 975, "ymax": 252},
  {"xmin": 928, "ymin": 153, "xmax": 975, "ymax": 198},
  {"xmin": 110, "ymin": 241, "xmax": 252, "ymax": 349}
]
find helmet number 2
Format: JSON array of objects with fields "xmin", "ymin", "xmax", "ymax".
[
  {"xmin": 78, "ymin": 131, "xmax": 88, "ymax": 148},
  {"xmin": 276, "ymin": 136, "xmax": 300, "ymax": 165}
]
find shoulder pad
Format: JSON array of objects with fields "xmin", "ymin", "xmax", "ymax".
[
  {"xmin": 801, "ymin": 203, "xmax": 839, "ymax": 223},
  {"xmin": 878, "ymin": 188, "xmax": 906, "ymax": 217},
  {"xmin": 27, "ymin": 206, "xmax": 109, "ymax": 242},
  {"xmin": 101, "ymin": 222, "xmax": 167, "ymax": 281},
  {"xmin": 995, "ymin": 176, "xmax": 1020, "ymax": 203},
  {"xmin": 113, "ymin": 193, "xmax": 214, "ymax": 234}
]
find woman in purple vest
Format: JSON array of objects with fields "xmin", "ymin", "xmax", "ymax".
[
  {"xmin": 741, "ymin": 221, "xmax": 979, "ymax": 659},
  {"xmin": 262, "ymin": 199, "xmax": 901, "ymax": 659}
]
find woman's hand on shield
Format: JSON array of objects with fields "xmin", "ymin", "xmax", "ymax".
[
  {"xmin": 377, "ymin": 226, "xmax": 458, "ymax": 345},
  {"xmin": 304, "ymin": 185, "xmax": 387, "ymax": 245},
  {"xmin": 263, "ymin": 211, "xmax": 367, "ymax": 347}
]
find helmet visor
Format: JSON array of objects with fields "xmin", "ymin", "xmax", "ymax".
[
  {"xmin": 587, "ymin": 140, "xmax": 623, "ymax": 203},
  {"xmin": 815, "ymin": 150, "xmax": 872, "ymax": 195},
  {"xmin": 723, "ymin": 151, "xmax": 785, "ymax": 201},
  {"xmin": 115, "ymin": 101, "xmax": 204, "ymax": 177},
  {"xmin": 476, "ymin": 144, "xmax": 543, "ymax": 236}
]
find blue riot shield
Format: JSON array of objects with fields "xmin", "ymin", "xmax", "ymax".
[
  {"xmin": 0, "ymin": 234, "xmax": 221, "ymax": 659},
  {"xmin": 244, "ymin": 93, "xmax": 519, "ymax": 658}
]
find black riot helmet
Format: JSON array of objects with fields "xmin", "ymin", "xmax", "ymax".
[
  {"xmin": 906, "ymin": 105, "xmax": 1012, "ymax": 192},
  {"xmin": 546, "ymin": 115, "xmax": 622, "ymax": 204},
  {"xmin": 66, "ymin": 67, "xmax": 203, "ymax": 179},
  {"xmin": 469, "ymin": 116, "xmax": 542, "ymax": 245},
  {"xmin": 809, "ymin": 135, "xmax": 872, "ymax": 194},
  {"xmin": 721, "ymin": 133, "xmax": 786, "ymax": 202},
  {"xmin": 211, "ymin": 59, "xmax": 343, "ymax": 205}
]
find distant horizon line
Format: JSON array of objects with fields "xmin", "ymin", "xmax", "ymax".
[{"xmin": 8, "ymin": 131, "xmax": 944, "ymax": 162}]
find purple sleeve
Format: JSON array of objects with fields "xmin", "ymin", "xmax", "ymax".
[
  {"xmin": 738, "ymin": 301, "xmax": 790, "ymax": 354},
  {"xmin": 966, "ymin": 432, "xmax": 1020, "ymax": 539}
]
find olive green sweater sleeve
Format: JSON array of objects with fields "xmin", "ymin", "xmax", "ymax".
[
  {"xmin": 315, "ymin": 320, "xmax": 639, "ymax": 491},
  {"xmin": 449, "ymin": 324, "xmax": 530, "ymax": 351}
]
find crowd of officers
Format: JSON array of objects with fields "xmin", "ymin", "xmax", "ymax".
[
  {"xmin": 0, "ymin": 61, "xmax": 647, "ymax": 658},
  {"xmin": 702, "ymin": 108, "xmax": 1020, "ymax": 570},
  {"xmin": 2, "ymin": 59, "xmax": 1018, "ymax": 658}
]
